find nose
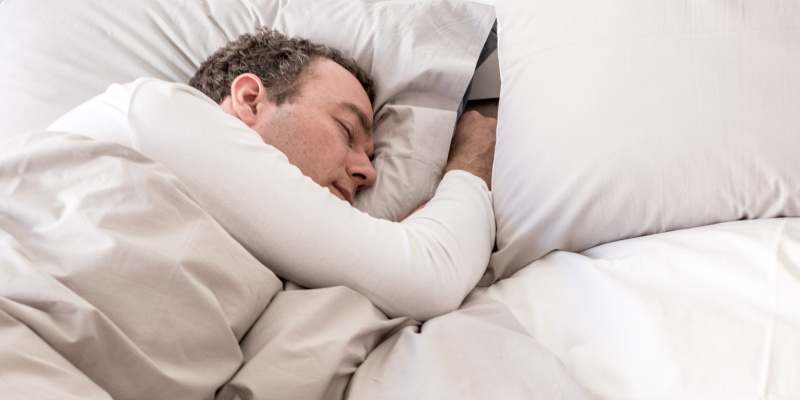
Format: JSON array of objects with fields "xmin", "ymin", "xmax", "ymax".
[{"xmin": 349, "ymin": 152, "xmax": 377, "ymax": 191}]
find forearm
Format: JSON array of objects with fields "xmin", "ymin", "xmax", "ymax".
[
  {"xmin": 240, "ymin": 170, "xmax": 494, "ymax": 321},
  {"xmin": 390, "ymin": 170, "xmax": 495, "ymax": 318},
  {"xmin": 443, "ymin": 110, "xmax": 496, "ymax": 190}
]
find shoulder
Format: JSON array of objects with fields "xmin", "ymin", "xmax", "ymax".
[{"xmin": 122, "ymin": 78, "xmax": 218, "ymax": 107}]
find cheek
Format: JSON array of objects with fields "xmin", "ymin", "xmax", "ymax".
[
  {"xmin": 309, "ymin": 123, "xmax": 350, "ymax": 163},
  {"xmin": 295, "ymin": 126, "xmax": 348, "ymax": 182},
  {"xmin": 314, "ymin": 142, "xmax": 349, "ymax": 174},
  {"xmin": 272, "ymin": 112, "xmax": 350, "ymax": 183}
]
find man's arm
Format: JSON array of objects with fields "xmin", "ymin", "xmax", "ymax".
[
  {"xmin": 405, "ymin": 110, "xmax": 496, "ymax": 219},
  {"xmin": 50, "ymin": 79, "xmax": 496, "ymax": 321},
  {"xmin": 444, "ymin": 110, "xmax": 497, "ymax": 190}
]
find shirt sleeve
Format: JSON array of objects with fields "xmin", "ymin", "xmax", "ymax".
[{"xmin": 48, "ymin": 79, "xmax": 496, "ymax": 321}]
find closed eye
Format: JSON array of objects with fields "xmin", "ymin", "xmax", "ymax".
[
  {"xmin": 337, "ymin": 115, "xmax": 374, "ymax": 160},
  {"xmin": 338, "ymin": 120, "xmax": 354, "ymax": 146}
]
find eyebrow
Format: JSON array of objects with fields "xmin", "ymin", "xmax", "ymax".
[{"xmin": 341, "ymin": 102, "xmax": 373, "ymax": 137}]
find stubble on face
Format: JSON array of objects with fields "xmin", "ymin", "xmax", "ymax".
[{"xmin": 253, "ymin": 59, "xmax": 376, "ymax": 204}]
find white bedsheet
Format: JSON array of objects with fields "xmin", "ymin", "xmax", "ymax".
[{"xmin": 484, "ymin": 218, "xmax": 800, "ymax": 399}]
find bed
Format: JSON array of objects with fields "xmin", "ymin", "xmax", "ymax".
[{"xmin": 1, "ymin": 0, "xmax": 799, "ymax": 399}]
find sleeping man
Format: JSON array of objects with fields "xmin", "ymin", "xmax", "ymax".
[{"xmin": 47, "ymin": 27, "xmax": 496, "ymax": 321}]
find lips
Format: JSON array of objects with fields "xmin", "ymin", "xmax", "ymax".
[{"xmin": 332, "ymin": 184, "xmax": 353, "ymax": 205}]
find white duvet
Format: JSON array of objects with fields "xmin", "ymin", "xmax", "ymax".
[
  {"xmin": 4, "ymin": 130, "xmax": 796, "ymax": 399},
  {"xmin": 485, "ymin": 217, "xmax": 800, "ymax": 399},
  {"xmin": 0, "ymin": 131, "xmax": 591, "ymax": 399},
  {"xmin": 0, "ymin": 132, "xmax": 281, "ymax": 399}
]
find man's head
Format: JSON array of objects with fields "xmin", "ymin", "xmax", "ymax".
[
  {"xmin": 189, "ymin": 28, "xmax": 377, "ymax": 204},
  {"xmin": 189, "ymin": 27, "xmax": 375, "ymax": 105}
]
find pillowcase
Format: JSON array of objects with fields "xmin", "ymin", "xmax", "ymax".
[
  {"xmin": 0, "ymin": 0, "xmax": 495, "ymax": 221},
  {"xmin": 486, "ymin": 0, "xmax": 800, "ymax": 283}
]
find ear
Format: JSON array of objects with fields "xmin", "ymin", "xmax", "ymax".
[{"xmin": 225, "ymin": 73, "xmax": 273, "ymax": 127}]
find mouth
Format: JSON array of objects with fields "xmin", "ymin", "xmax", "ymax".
[{"xmin": 332, "ymin": 184, "xmax": 353, "ymax": 205}]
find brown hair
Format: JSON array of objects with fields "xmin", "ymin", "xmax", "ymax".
[{"xmin": 189, "ymin": 27, "xmax": 375, "ymax": 106}]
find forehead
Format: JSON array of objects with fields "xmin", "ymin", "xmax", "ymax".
[{"xmin": 300, "ymin": 59, "xmax": 373, "ymax": 123}]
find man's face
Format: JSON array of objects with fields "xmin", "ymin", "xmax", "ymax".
[{"xmin": 252, "ymin": 59, "xmax": 376, "ymax": 205}]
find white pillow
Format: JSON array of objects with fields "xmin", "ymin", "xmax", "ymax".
[
  {"xmin": 487, "ymin": 0, "xmax": 800, "ymax": 283},
  {"xmin": 0, "ymin": 0, "xmax": 495, "ymax": 221}
]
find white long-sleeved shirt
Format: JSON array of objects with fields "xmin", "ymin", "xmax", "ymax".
[{"xmin": 48, "ymin": 78, "xmax": 495, "ymax": 321}]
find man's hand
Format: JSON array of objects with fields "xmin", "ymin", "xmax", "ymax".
[
  {"xmin": 403, "ymin": 111, "xmax": 496, "ymax": 220},
  {"xmin": 444, "ymin": 110, "xmax": 497, "ymax": 190}
]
